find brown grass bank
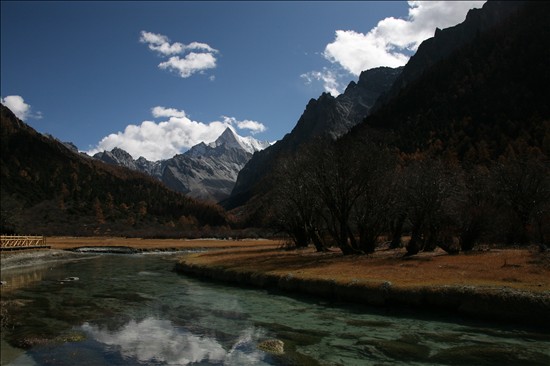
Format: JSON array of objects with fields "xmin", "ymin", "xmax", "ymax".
[{"xmin": 176, "ymin": 245, "xmax": 550, "ymax": 328}]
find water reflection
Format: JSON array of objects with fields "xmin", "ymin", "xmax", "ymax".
[
  {"xmin": 1, "ymin": 268, "xmax": 46, "ymax": 293},
  {"xmin": 81, "ymin": 317, "xmax": 267, "ymax": 365}
]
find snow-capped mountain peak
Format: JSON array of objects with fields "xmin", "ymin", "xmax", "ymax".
[
  {"xmin": 93, "ymin": 126, "xmax": 273, "ymax": 202},
  {"xmin": 208, "ymin": 127, "xmax": 271, "ymax": 154}
]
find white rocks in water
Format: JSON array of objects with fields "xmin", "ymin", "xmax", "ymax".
[
  {"xmin": 257, "ymin": 339, "xmax": 284, "ymax": 355},
  {"xmin": 61, "ymin": 277, "xmax": 79, "ymax": 282}
]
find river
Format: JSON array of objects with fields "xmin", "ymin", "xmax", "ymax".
[{"xmin": 1, "ymin": 253, "xmax": 549, "ymax": 365}]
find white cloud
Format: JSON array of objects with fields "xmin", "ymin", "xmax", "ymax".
[
  {"xmin": 222, "ymin": 116, "xmax": 267, "ymax": 134},
  {"xmin": 140, "ymin": 30, "xmax": 218, "ymax": 78},
  {"xmin": 140, "ymin": 31, "xmax": 185, "ymax": 55},
  {"xmin": 159, "ymin": 52, "xmax": 217, "ymax": 78},
  {"xmin": 1, "ymin": 95, "xmax": 42, "ymax": 120},
  {"xmin": 140, "ymin": 31, "xmax": 218, "ymax": 56},
  {"xmin": 151, "ymin": 106, "xmax": 186, "ymax": 119},
  {"xmin": 184, "ymin": 41, "xmax": 218, "ymax": 54},
  {"xmin": 323, "ymin": 1, "xmax": 486, "ymax": 76},
  {"xmin": 87, "ymin": 107, "xmax": 267, "ymax": 161},
  {"xmin": 301, "ymin": 68, "xmax": 343, "ymax": 96}
]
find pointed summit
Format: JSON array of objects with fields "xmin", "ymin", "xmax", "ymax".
[
  {"xmin": 208, "ymin": 127, "xmax": 271, "ymax": 154},
  {"xmin": 209, "ymin": 127, "xmax": 241, "ymax": 150}
]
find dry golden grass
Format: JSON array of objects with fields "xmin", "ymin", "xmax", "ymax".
[
  {"xmin": 181, "ymin": 245, "xmax": 550, "ymax": 293},
  {"xmin": 45, "ymin": 236, "xmax": 275, "ymax": 250}
]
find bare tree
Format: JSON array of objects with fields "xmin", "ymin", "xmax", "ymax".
[
  {"xmin": 492, "ymin": 155, "xmax": 550, "ymax": 247},
  {"xmin": 307, "ymin": 141, "xmax": 371, "ymax": 254},
  {"xmin": 402, "ymin": 158, "xmax": 459, "ymax": 256},
  {"xmin": 271, "ymin": 149, "xmax": 327, "ymax": 251},
  {"xmin": 350, "ymin": 144, "xmax": 396, "ymax": 253},
  {"xmin": 305, "ymin": 140, "xmax": 397, "ymax": 254},
  {"xmin": 452, "ymin": 165, "xmax": 494, "ymax": 251}
]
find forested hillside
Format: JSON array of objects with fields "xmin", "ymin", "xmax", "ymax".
[
  {"xmin": 357, "ymin": 1, "xmax": 550, "ymax": 162},
  {"xmin": 0, "ymin": 105, "xmax": 228, "ymax": 236}
]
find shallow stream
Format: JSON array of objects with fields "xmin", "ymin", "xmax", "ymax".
[{"xmin": 1, "ymin": 253, "xmax": 549, "ymax": 365}]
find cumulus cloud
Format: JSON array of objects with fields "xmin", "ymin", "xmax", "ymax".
[
  {"xmin": 159, "ymin": 53, "xmax": 217, "ymax": 78},
  {"xmin": 222, "ymin": 116, "xmax": 267, "ymax": 134},
  {"xmin": 151, "ymin": 106, "xmax": 186, "ymax": 118},
  {"xmin": 140, "ymin": 31, "xmax": 217, "ymax": 55},
  {"xmin": 140, "ymin": 31, "xmax": 185, "ymax": 55},
  {"xmin": 140, "ymin": 30, "xmax": 218, "ymax": 78},
  {"xmin": 301, "ymin": 68, "xmax": 343, "ymax": 96},
  {"xmin": 1, "ymin": 95, "xmax": 43, "ymax": 120},
  {"xmin": 87, "ymin": 106, "xmax": 267, "ymax": 161},
  {"xmin": 323, "ymin": 1, "xmax": 485, "ymax": 76}
]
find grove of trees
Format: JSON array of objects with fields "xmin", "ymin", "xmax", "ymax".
[{"xmin": 270, "ymin": 138, "xmax": 549, "ymax": 255}]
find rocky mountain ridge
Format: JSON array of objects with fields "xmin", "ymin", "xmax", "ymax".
[
  {"xmin": 94, "ymin": 127, "xmax": 270, "ymax": 202},
  {"xmin": 356, "ymin": 0, "xmax": 549, "ymax": 160},
  {"xmin": 373, "ymin": 1, "xmax": 525, "ymax": 111},
  {"xmin": 224, "ymin": 66, "xmax": 402, "ymax": 210}
]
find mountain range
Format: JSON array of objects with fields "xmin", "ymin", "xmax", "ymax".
[
  {"xmin": 93, "ymin": 127, "xmax": 270, "ymax": 202},
  {"xmin": 1, "ymin": 1, "xmax": 548, "ymax": 237}
]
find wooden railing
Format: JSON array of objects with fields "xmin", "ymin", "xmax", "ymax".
[{"xmin": 0, "ymin": 235, "xmax": 49, "ymax": 250}]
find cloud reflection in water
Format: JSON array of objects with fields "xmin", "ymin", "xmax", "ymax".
[{"xmin": 82, "ymin": 317, "xmax": 267, "ymax": 365}]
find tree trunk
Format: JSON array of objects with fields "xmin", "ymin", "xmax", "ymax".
[
  {"xmin": 309, "ymin": 228, "xmax": 327, "ymax": 252},
  {"xmin": 359, "ymin": 231, "xmax": 376, "ymax": 254},
  {"xmin": 406, "ymin": 227, "xmax": 423, "ymax": 256},
  {"xmin": 389, "ymin": 214, "xmax": 405, "ymax": 249},
  {"xmin": 424, "ymin": 226, "xmax": 438, "ymax": 252},
  {"xmin": 459, "ymin": 220, "xmax": 482, "ymax": 252}
]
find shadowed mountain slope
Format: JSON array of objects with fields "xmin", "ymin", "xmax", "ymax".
[
  {"xmin": 0, "ymin": 104, "xmax": 227, "ymax": 236},
  {"xmin": 224, "ymin": 66, "xmax": 402, "ymax": 210},
  {"xmin": 353, "ymin": 1, "xmax": 550, "ymax": 161}
]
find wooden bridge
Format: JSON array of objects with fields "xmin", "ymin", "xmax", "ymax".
[{"xmin": 0, "ymin": 235, "xmax": 50, "ymax": 251}]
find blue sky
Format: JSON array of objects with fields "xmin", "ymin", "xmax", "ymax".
[{"xmin": 1, "ymin": 1, "xmax": 484, "ymax": 161}]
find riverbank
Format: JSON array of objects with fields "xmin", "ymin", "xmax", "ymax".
[
  {"xmin": 1, "ymin": 237, "xmax": 276, "ymax": 292},
  {"xmin": 175, "ymin": 245, "xmax": 550, "ymax": 328},
  {"xmin": 44, "ymin": 236, "xmax": 276, "ymax": 251}
]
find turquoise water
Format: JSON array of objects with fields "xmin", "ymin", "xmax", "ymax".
[{"xmin": 1, "ymin": 254, "xmax": 549, "ymax": 365}]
